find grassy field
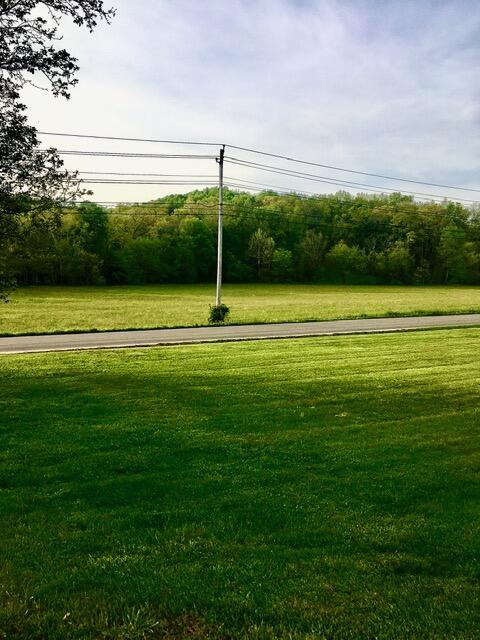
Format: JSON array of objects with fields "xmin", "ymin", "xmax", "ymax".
[
  {"xmin": 2, "ymin": 284, "xmax": 480, "ymax": 336},
  {"xmin": 1, "ymin": 329, "xmax": 479, "ymax": 638}
]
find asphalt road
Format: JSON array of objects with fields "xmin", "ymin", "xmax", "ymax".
[{"xmin": 1, "ymin": 313, "xmax": 480, "ymax": 355}]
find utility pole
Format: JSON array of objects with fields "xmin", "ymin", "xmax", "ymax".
[{"xmin": 215, "ymin": 145, "xmax": 225, "ymax": 306}]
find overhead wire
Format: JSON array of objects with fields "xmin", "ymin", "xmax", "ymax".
[
  {"xmin": 226, "ymin": 144, "xmax": 480, "ymax": 193},
  {"xmin": 38, "ymin": 131, "xmax": 222, "ymax": 146},
  {"xmin": 225, "ymin": 180, "xmax": 409, "ymax": 201},
  {"xmin": 57, "ymin": 156, "xmax": 479, "ymax": 204},
  {"xmin": 66, "ymin": 201, "xmax": 234, "ymax": 208},
  {"xmin": 8, "ymin": 207, "xmax": 402, "ymax": 230},
  {"xmin": 47, "ymin": 209, "xmax": 471, "ymax": 238},
  {"xmin": 224, "ymin": 176, "xmax": 393, "ymax": 198},
  {"xmin": 38, "ymin": 130, "xmax": 479, "ymax": 193},
  {"xmin": 14, "ymin": 198, "xmax": 469, "ymax": 235},
  {"xmin": 78, "ymin": 171, "xmax": 217, "ymax": 178},
  {"xmin": 10, "ymin": 201, "xmax": 471, "ymax": 244},
  {"xmin": 225, "ymin": 157, "xmax": 480, "ymax": 204},
  {"xmin": 80, "ymin": 180, "xmax": 219, "ymax": 185},
  {"xmin": 224, "ymin": 179, "xmax": 478, "ymax": 205},
  {"xmin": 50, "ymin": 149, "xmax": 216, "ymax": 159},
  {"xmin": 65, "ymin": 167, "xmax": 476, "ymax": 204}
]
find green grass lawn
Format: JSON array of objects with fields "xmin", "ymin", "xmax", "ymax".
[
  {"xmin": 1, "ymin": 330, "xmax": 479, "ymax": 639},
  {"xmin": 2, "ymin": 283, "xmax": 480, "ymax": 336}
]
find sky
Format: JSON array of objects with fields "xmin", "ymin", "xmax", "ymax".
[{"xmin": 24, "ymin": 0, "xmax": 480, "ymax": 204}]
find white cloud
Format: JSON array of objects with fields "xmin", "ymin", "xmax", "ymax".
[{"xmin": 23, "ymin": 0, "xmax": 480, "ymax": 202}]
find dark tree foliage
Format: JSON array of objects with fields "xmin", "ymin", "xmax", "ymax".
[
  {"xmin": 0, "ymin": 0, "xmax": 115, "ymax": 297},
  {"xmin": 1, "ymin": 1, "xmax": 116, "ymax": 97}
]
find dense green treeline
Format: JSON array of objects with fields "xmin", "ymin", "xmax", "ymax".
[{"xmin": 4, "ymin": 188, "xmax": 480, "ymax": 286}]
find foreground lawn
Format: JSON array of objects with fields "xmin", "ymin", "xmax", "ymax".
[
  {"xmin": 2, "ymin": 283, "xmax": 480, "ymax": 335},
  {"xmin": 1, "ymin": 330, "xmax": 480, "ymax": 639}
]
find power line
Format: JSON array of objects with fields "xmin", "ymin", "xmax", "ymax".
[
  {"xmin": 13, "ymin": 206, "xmax": 469, "ymax": 236},
  {"xmin": 50, "ymin": 150, "xmax": 216, "ymax": 159},
  {"xmin": 79, "ymin": 171, "xmax": 217, "ymax": 178},
  {"xmin": 68, "ymin": 201, "xmax": 234, "ymax": 208},
  {"xmin": 224, "ymin": 179, "xmax": 479, "ymax": 205},
  {"xmin": 80, "ymin": 180, "xmax": 219, "ymax": 185},
  {"xmin": 80, "ymin": 176, "xmax": 323, "ymax": 191},
  {"xmin": 69, "ymin": 201, "xmax": 237, "ymax": 209},
  {"xmin": 38, "ymin": 131, "xmax": 222, "ymax": 146},
  {"xmin": 3, "ymin": 199, "xmax": 235, "ymax": 209},
  {"xmin": 73, "ymin": 169, "xmax": 470, "ymax": 203},
  {"xmin": 8, "ymin": 206, "xmax": 222, "ymax": 217},
  {"xmin": 225, "ymin": 158, "xmax": 480, "ymax": 204},
  {"xmin": 11, "ymin": 197, "xmax": 471, "ymax": 234},
  {"xmin": 226, "ymin": 144, "xmax": 480, "ymax": 193},
  {"xmin": 224, "ymin": 180, "xmax": 387, "ymax": 200},
  {"xmin": 61, "ymin": 198, "xmax": 476, "ymax": 238},
  {"xmin": 225, "ymin": 175, "xmax": 393, "ymax": 197},
  {"xmin": 38, "ymin": 130, "xmax": 480, "ymax": 193},
  {"xmin": 79, "ymin": 211, "xmax": 221, "ymax": 217},
  {"xmin": 221, "ymin": 211, "xmax": 469, "ymax": 234}
]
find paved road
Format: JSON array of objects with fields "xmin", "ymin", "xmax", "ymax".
[{"xmin": 1, "ymin": 314, "xmax": 480, "ymax": 355}]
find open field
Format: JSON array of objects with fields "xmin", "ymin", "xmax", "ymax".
[
  {"xmin": 2, "ymin": 284, "xmax": 480, "ymax": 335},
  {"xmin": 1, "ymin": 330, "xmax": 480, "ymax": 639}
]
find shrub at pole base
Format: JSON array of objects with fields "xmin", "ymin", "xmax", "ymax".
[{"xmin": 209, "ymin": 304, "xmax": 230, "ymax": 324}]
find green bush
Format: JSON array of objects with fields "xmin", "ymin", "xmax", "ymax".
[{"xmin": 209, "ymin": 303, "xmax": 230, "ymax": 324}]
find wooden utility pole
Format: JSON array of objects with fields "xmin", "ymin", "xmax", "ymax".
[{"xmin": 215, "ymin": 145, "xmax": 225, "ymax": 306}]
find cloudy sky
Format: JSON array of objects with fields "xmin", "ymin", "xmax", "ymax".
[{"xmin": 25, "ymin": 0, "xmax": 480, "ymax": 204}]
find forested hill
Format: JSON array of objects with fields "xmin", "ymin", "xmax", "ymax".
[{"xmin": 7, "ymin": 188, "xmax": 480, "ymax": 286}]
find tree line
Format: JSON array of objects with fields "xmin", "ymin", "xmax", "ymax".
[
  {"xmin": 2, "ymin": 4, "xmax": 479, "ymax": 294},
  {"xmin": 4, "ymin": 188, "xmax": 480, "ymax": 287}
]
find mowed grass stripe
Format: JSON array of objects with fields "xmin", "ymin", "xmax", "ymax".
[{"xmin": 0, "ymin": 330, "xmax": 479, "ymax": 639}]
